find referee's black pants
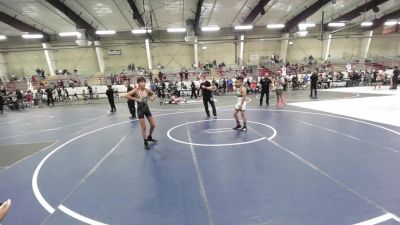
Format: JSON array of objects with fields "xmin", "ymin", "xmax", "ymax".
[{"xmin": 203, "ymin": 98, "xmax": 216, "ymax": 117}]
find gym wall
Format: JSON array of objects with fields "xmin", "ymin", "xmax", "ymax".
[{"xmin": 1, "ymin": 35, "xmax": 400, "ymax": 77}]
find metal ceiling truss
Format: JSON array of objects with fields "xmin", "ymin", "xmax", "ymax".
[
  {"xmin": 242, "ymin": 0, "xmax": 271, "ymax": 25},
  {"xmin": 45, "ymin": 0, "xmax": 97, "ymax": 40},
  {"xmin": 283, "ymin": 0, "xmax": 332, "ymax": 32},
  {"xmin": 0, "ymin": 11, "xmax": 50, "ymax": 41},
  {"xmin": 126, "ymin": 0, "xmax": 154, "ymax": 41},
  {"xmin": 194, "ymin": 0, "xmax": 205, "ymax": 35},
  {"xmin": 366, "ymin": 7, "xmax": 400, "ymax": 30}
]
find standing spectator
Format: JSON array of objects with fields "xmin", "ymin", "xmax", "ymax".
[
  {"xmin": 114, "ymin": 87, "xmax": 119, "ymax": 98},
  {"xmin": 160, "ymin": 81, "xmax": 166, "ymax": 99},
  {"xmin": 227, "ymin": 78, "xmax": 234, "ymax": 95},
  {"xmin": 310, "ymin": 72, "xmax": 319, "ymax": 98},
  {"xmin": 179, "ymin": 71, "xmax": 184, "ymax": 82},
  {"xmin": 191, "ymin": 81, "xmax": 197, "ymax": 99},
  {"xmin": 292, "ymin": 74, "xmax": 299, "ymax": 90},
  {"xmin": 88, "ymin": 86, "xmax": 93, "ymax": 99},
  {"xmin": 158, "ymin": 71, "xmax": 163, "ymax": 81},
  {"xmin": 283, "ymin": 76, "xmax": 288, "ymax": 91},
  {"xmin": 365, "ymin": 71, "xmax": 372, "ymax": 86},
  {"xmin": 275, "ymin": 73, "xmax": 286, "ymax": 107},
  {"xmin": 16, "ymin": 89, "xmax": 24, "ymax": 110},
  {"xmin": 303, "ymin": 73, "xmax": 310, "ymax": 89},
  {"xmin": 57, "ymin": 87, "xmax": 62, "ymax": 101},
  {"xmin": 222, "ymin": 78, "xmax": 227, "ymax": 95},
  {"xmin": 63, "ymin": 88, "xmax": 69, "ymax": 101},
  {"xmin": 45, "ymin": 87, "xmax": 54, "ymax": 106},
  {"xmin": 94, "ymin": 87, "xmax": 98, "ymax": 99},
  {"xmin": 259, "ymin": 75, "xmax": 272, "ymax": 106},
  {"xmin": 36, "ymin": 88, "xmax": 44, "ymax": 107},
  {"xmin": 184, "ymin": 70, "xmax": 189, "ymax": 81},
  {"xmin": 106, "ymin": 85, "xmax": 116, "ymax": 112},
  {"xmin": 41, "ymin": 69, "xmax": 45, "ymax": 79},
  {"xmin": 391, "ymin": 66, "xmax": 399, "ymax": 90},
  {"xmin": 0, "ymin": 92, "xmax": 4, "ymax": 114},
  {"xmin": 26, "ymin": 90, "xmax": 33, "ymax": 107},
  {"xmin": 126, "ymin": 83, "xmax": 136, "ymax": 119},
  {"xmin": 82, "ymin": 90, "xmax": 89, "ymax": 103},
  {"xmin": 372, "ymin": 70, "xmax": 383, "ymax": 90},
  {"xmin": 71, "ymin": 87, "xmax": 79, "ymax": 101}
]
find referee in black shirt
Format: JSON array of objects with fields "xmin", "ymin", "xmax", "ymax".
[
  {"xmin": 310, "ymin": 72, "xmax": 319, "ymax": 98},
  {"xmin": 126, "ymin": 82, "xmax": 136, "ymax": 119},
  {"xmin": 259, "ymin": 75, "xmax": 272, "ymax": 106},
  {"xmin": 200, "ymin": 74, "xmax": 217, "ymax": 119}
]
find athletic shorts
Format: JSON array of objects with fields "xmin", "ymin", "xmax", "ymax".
[
  {"xmin": 137, "ymin": 105, "xmax": 152, "ymax": 119},
  {"xmin": 235, "ymin": 101, "xmax": 246, "ymax": 111}
]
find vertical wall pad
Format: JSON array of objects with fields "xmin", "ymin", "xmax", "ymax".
[
  {"xmin": 360, "ymin": 31, "xmax": 373, "ymax": 62},
  {"xmin": 280, "ymin": 33, "xmax": 289, "ymax": 63},
  {"xmin": 42, "ymin": 43, "xmax": 57, "ymax": 76},
  {"xmin": 94, "ymin": 41, "xmax": 105, "ymax": 74},
  {"xmin": 145, "ymin": 39, "xmax": 153, "ymax": 70},
  {"xmin": 0, "ymin": 53, "xmax": 7, "ymax": 81}
]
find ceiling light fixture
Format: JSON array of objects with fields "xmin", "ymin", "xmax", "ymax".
[
  {"xmin": 22, "ymin": 34, "xmax": 44, "ymax": 39},
  {"xmin": 299, "ymin": 23, "xmax": 316, "ymax": 27},
  {"xmin": 297, "ymin": 30, "xmax": 308, "ymax": 37},
  {"xmin": 59, "ymin": 32, "xmax": 82, "ymax": 37},
  {"xmin": 234, "ymin": 25, "xmax": 253, "ymax": 30},
  {"xmin": 167, "ymin": 28, "xmax": 186, "ymax": 33},
  {"xmin": 96, "ymin": 30, "xmax": 116, "ymax": 35},
  {"xmin": 298, "ymin": 23, "xmax": 316, "ymax": 29},
  {"xmin": 384, "ymin": 21, "xmax": 398, "ymax": 26},
  {"xmin": 267, "ymin": 24, "xmax": 285, "ymax": 29},
  {"xmin": 328, "ymin": 22, "xmax": 345, "ymax": 27},
  {"xmin": 131, "ymin": 29, "xmax": 151, "ymax": 34},
  {"xmin": 360, "ymin": 21, "xmax": 373, "ymax": 27},
  {"xmin": 201, "ymin": 26, "xmax": 220, "ymax": 31}
]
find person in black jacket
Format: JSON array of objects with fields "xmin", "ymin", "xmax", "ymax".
[
  {"xmin": 259, "ymin": 75, "xmax": 272, "ymax": 106},
  {"xmin": 392, "ymin": 66, "xmax": 399, "ymax": 90},
  {"xmin": 310, "ymin": 72, "xmax": 319, "ymax": 98},
  {"xmin": 200, "ymin": 74, "xmax": 217, "ymax": 119},
  {"xmin": 190, "ymin": 81, "xmax": 197, "ymax": 99},
  {"xmin": 222, "ymin": 79, "xmax": 227, "ymax": 95},
  {"xmin": 0, "ymin": 92, "xmax": 4, "ymax": 114},
  {"xmin": 45, "ymin": 87, "xmax": 54, "ymax": 106},
  {"xmin": 15, "ymin": 89, "xmax": 24, "ymax": 110},
  {"xmin": 106, "ymin": 85, "xmax": 116, "ymax": 112},
  {"xmin": 126, "ymin": 83, "xmax": 136, "ymax": 119}
]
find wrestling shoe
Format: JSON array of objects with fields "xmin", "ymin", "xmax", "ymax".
[
  {"xmin": 233, "ymin": 125, "xmax": 242, "ymax": 130},
  {"xmin": 144, "ymin": 140, "xmax": 150, "ymax": 150},
  {"xmin": 147, "ymin": 135, "xmax": 158, "ymax": 143}
]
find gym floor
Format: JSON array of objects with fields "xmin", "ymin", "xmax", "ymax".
[{"xmin": 1, "ymin": 89, "xmax": 400, "ymax": 225}]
